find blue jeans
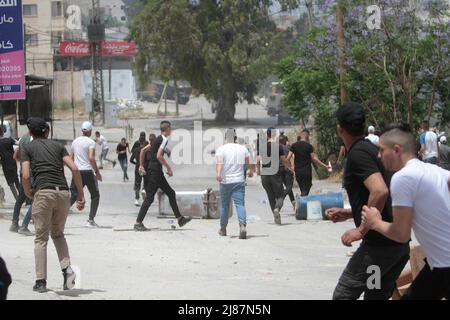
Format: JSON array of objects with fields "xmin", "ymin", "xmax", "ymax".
[{"xmin": 220, "ymin": 182, "xmax": 246, "ymax": 228}]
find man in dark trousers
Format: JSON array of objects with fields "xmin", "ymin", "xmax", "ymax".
[
  {"xmin": 287, "ymin": 130, "xmax": 331, "ymax": 196},
  {"xmin": 69, "ymin": 121, "xmax": 102, "ymax": 228},
  {"xmin": 130, "ymin": 133, "xmax": 148, "ymax": 206},
  {"xmin": 0, "ymin": 255, "xmax": 11, "ymax": 300},
  {"xmin": 0, "ymin": 126, "xmax": 19, "ymax": 200},
  {"xmin": 134, "ymin": 121, "xmax": 191, "ymax": 231},
  {"xmin": 279, "ymin": 135, "xmax": 295, "ymax": 210},
  {"xmin": 325, "ymin": 102, "xmax": 410, "ymax": 300},
  {"xmin": 10, "ymin": 132, "xmax": 34, "ymax": 236},
  {"xmin": 256, "ymin": 128, "xmax": 293, "ymax": 225},
  {"xmin": 22, "ymin": 117, "xmax": 85, "ymax": 293}
]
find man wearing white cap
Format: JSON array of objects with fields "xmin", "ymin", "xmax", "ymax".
[
  {"xmin": 69, "ymin": 122, "xmax": 103, "ymax": 227},
  {"xmin": 366, "ymin": 126, "xmax": 379, "ymax": 147},
  {"xmin": 439, "ymin": 136, "xmax": 450, "ymax": 170}
]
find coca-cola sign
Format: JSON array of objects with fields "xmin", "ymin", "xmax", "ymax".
[{"xmin": 59, "ymin": 41, "xmax": 136, "ymax": 57}]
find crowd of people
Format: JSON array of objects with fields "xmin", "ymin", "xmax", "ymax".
[{"xmin": 0, "ymin": 103, "xmax": 449, "ymax": 299}]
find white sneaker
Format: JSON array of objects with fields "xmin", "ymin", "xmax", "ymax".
[
  {"xmin": 86, "ymin": 220, "xmax": 99, "ymax": 228},
  {"xmin": 134, "ymin": 199, "xmax": 140, "ymax": 206},
  {"xmin": 63, "ymin": 266, "xmax": 76, "ymax": 290}
]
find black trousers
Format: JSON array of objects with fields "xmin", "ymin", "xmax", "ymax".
[
  {"xmin": 295, "ymin": 172, "xmax": 312, "ymax": 196},
  {"xmin": 333, "ymin": 242, "xmax": 410, "ymax": 300},
  {"xmin": 70, "ymin": 170, "xmax": 100, "ymax": 221},
  {"xmin": 280, "ymin": 169, "xmax": 295, "ymax": 202},
  {"xmin": 402, "ymin": 260, "xmax": 450, "ymax": 300},
  {"xmin": 261, "ymin": 174, "xmax": 285, "ymax": 212},
  {"xmin": 136, "ymin": 170, "xmax": 181, "ymax": 223},
  {"xmin": 0, "ymin": 256, "xmax": 11, "ymax": 300},
  {"xmin": 4, "ymin": 169, "xmax": 19, "ymax": 200},
  {"xmin": 134, "ymin": 169, "xmax": 143, "ymax": 200}
]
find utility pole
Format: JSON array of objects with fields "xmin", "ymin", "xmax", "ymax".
[
  {"xmin": 336, "ymin": 1, "xmax": 347, "ymax": 105},
  {"xmin": 71, "ymin": 56, "xmax": 76, "ymax": 139},
  {"xmin": 88, "ymin": 0, "xmax": 105, "ymax": 125}
]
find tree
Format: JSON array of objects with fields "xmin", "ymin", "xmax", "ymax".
[
  {"xmin": 130, "ymin": 0, "xmax": 296, "ymax": 122},
  {"xmin": 278, "ymin": 0, "xmax": 450, "ymax": 159}
]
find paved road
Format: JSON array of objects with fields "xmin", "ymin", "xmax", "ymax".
[{"xmin": 0, "ymin": 99, "xmax": 365, "ymax": 300}]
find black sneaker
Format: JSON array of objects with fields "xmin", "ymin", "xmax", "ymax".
[
  {"xmin": 178, "ymin": 216, "xmax": 192, "ymax": 228},
  {"xmin": 134, "ymin": 223, "xmax": 149, "ymax": 232},
  {"xmin": 9, "ymin": 221, "xmax": 19, "ymax": 233},
  {"xmin": 218, "ymin": 228, "xmax": 227, "ymax": 236},
  {"xmin": 239, "ymin": 224, "xmax": 247, "ymax": 239},
  {"xmin": 33, "ymin": 279, "xmax": 47, "ymax": 293},
  {"xmin": 63, "ymin": 266, "xmax": 76, "ymax": 290},
  {"xmin": 113, "ymin": 161, "xmax": 117, "ymax": 168}
]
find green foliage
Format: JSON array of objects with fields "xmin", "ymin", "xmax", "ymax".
[{"xmin": 130, "ymin": 0, "xmax": 298, "ymax": 121}]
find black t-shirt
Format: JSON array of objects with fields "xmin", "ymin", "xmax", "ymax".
[
  {"xmin": 116, "ymin": 143, "xmax": 129, "ymax": 161},
  {"xmin": 0, "ymin": 137, "xmax": 17, "ymax": 170},
  {"xmin": 131, "ymin": 140, "xmax": 140, "ymax": 154},
  {"xmin": 257, "ymin": 141, "xmax": 284, "ymax": 175},
  {"xmin": 22, "ymin": 139, "xmax": 69, "ymax": 191},
  {"xmin": 344, "ymin": 139, "xmax": 401, "ymax": 247},
  {"xmin": 147, "ymin": 135, "xmax": 168, "ymax": 172},
  {"xmin": 290, "ymin": 141, "xmax": 314, "ymax": 175}
]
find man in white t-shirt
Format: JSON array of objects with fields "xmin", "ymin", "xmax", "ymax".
[
  {"xmin": 70, "ymin": 122, "xmax": 103, "ymax": 227},
  {"xmin": 362, "ymin": 124, "xmax": 450, "ymax": 300},
  {"xmin": 419, "ymin": 120, "xmax": 439, "ymax": 164},
  {"xmin": 366, "ymin": 125, "xmax": 379, "ymax": 146},
  {"xmin": 216, "ymin": 129, "xmax": 254, "ymax": 239},
  {"xmin": 95, "ymin": 131, "xmax": 116, "ymax": 169}
]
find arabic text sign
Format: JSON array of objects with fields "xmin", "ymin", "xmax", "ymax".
[
  {"xmin": 59, "ymin": 41, "xmax": 137, "ymax": 57},
  {"xmin": 0, "ymin": 0, "xmax": 25, "ymax": 100}
]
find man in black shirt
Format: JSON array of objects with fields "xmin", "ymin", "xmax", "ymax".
[
  {"xmin": 130, "ymin": 135, "xmax": 148, "ymax": 206},
  {"xmin": 325, "ymin": 102, "xmax": 409, "ymax": 300},
  {"xmin": 22, "ymin": 118, "xmax": 85, "ymax": 293},
  {"xmin": 134, "ymin": 121, "xmax": 191, "ymax": 231},
  {"xmin": 257, "ymin": 128, "xmax": 293, "ymax": 225},
  {"xmin": 279, "ymin": 135, "xmax": 295, "ymax": 209},
  {"xmin": 288, "ymin": 130, "xmax": 330, "ymax": 196},
  {"xmin": 0, "ymin": 126, "xmax": 19, "ymax": 200}
]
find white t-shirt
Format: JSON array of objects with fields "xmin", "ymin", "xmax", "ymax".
[
  {"xmin": 216, "ymin": 143, "xmax": 250, "ymax": 184},
  {"xmin": 71, "ymin": 136, "xmax": 96, "ymax": 171},
  {"xmin": 98, "ymin": 135, "xmax": 109, "ymax": 151},
  {"xmin": 420, "ymin": 131, "xmax": 438, "ymax": 159},
  {"xmin": 391, "ymin": 158, "xmax": 450, "ymax": 269},
  {"xmin": 366, "ymin": 134, "xmax": 379, "ymax": 146}
]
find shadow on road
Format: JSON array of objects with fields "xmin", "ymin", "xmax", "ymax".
[{"xmin": 54, "ymin": 288, "xmax": 106, "ymax": 297}]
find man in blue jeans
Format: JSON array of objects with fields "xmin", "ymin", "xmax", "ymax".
[{"xmin": 216, "ymin": 129, "xmax": 254, "ymax": 239}]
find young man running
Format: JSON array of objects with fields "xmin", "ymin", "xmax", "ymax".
[
  {"xmin": 70, "ymin": 122, "xmax": 102, "ymax": 228},
  {"xmin": 95, "ymin": 131, "xmax": 116, "ymax": 169},
  {"xmin": 130, "ymin": 135, "xmax": 148, "ymax": 206},
  {"xmin": 362, "ymin": 124, "xmax": 450, "ymax": 300},
  {"xmin": 134, "ymin": 121, "xmax": 191, "ymax": 231},
  {"xmin": 0, "ymin": 126, "xmax": 19, "ymax": 200},
  {"xmin": 22, "ymin": 117, "xmax": 85, "ymax": 293}
]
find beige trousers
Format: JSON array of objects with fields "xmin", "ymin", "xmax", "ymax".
[{"xmin": 32, "ymin": 189, "xmax": 71, "ymax": 280}]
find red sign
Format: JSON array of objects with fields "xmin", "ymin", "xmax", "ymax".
[{"xmin": 59, "ymin": 41, "xmax": 136, "ymax": 57}]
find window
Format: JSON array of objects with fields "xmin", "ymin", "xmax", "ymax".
[
  {"xmin": 23, "ymin": 4, "xmax": 38, "ymax": 16},
  {"xmin": 51, "ymin": 1, "xmax": 63, "ymax": 17},
  {"xmin": 25, "ymin": 34, "xmax": 38, "ymax": 46},
  {"xmin": 51, "ymin": 31, "xmax": 63, "ymax": 48},
  {"xmin": 121, "ymin": 16, "xmax": 126, "ymax": 21}
]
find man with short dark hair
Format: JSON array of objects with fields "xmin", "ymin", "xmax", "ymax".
[
  {"xmin": 325, "ymin": 102, "xmax": 409, "ymax": 300},
  {"xmin": 362, "ymin": 124, "xmax": 450, "ymax": 300},
  {"xmin": 287, "ymin": 130, "xmax": 330, "ymax": 196},
  {"xmin": 134, "ymin": 121, "xmax": 191, "ymax": 231},
  {"xmin": 256, "ymin": 128, "xmax": 293, "ymax": 225},
  {"xmin": 130, "ymin": 133, "xmax": 148, "ymax": 206},
  {"xmin": 22, "ymin": 117, "xmax": 85, "ymax": 293}
]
